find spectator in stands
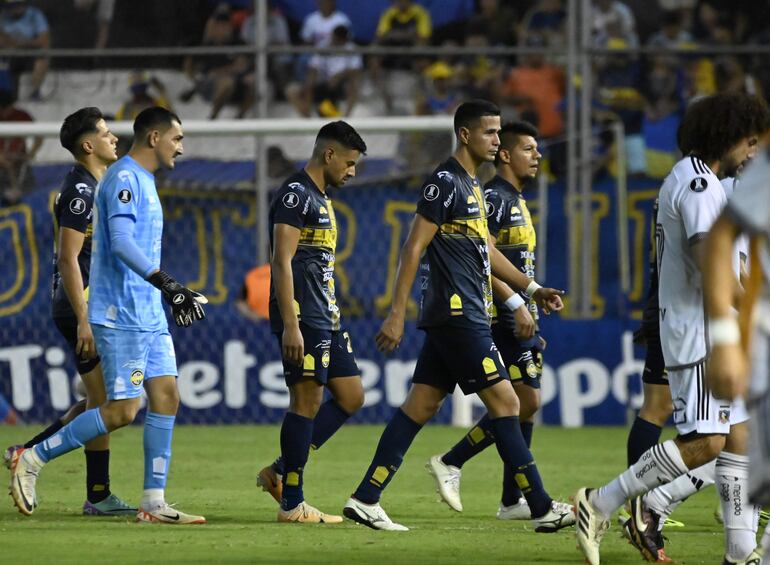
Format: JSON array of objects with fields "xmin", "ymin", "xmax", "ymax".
[
  {"xmin": 715, "ymin": 56, "xmax": 764, "ymax": 98},
  {"xmin": 0, "ymin": 88, "xmax": 39, "ymax": 204},
  {"xmin": 499, "ymin": 33, "xmax": 566, "ymax": 138},
  {"xmin": 116, "ymin": 72, "xmax": 172, "ymax": 122},
  {"xmin": 286, "ymin": 24, "xmax": 362, "ymax": 118},
  {"xmin": 239, "ymin": 3, "xmax": 292, "ymax": 101},
  {"xmin": 593, "ymin": 0, "xmax": 639, "ymax": 47},
  {"xmin": 594, "ymin": 38, "xmax": 647, "ymax": 176},
  {"xmin": 468, "ymin": 0, "xmax": 517, "ymax": 46},
  {"xmin": 455, "ymin": 22, "xmax": 504, "ymax": 101},
  {"xmin": 519, "ymin": 0, "xmax": 567, "ymax": 50},
  {"xmin": 416, "ymin": 61, "xmax": 460, "ymax": 116},
  {"xmin": 300, "ymin": 0, "xmax": 352, "ymax": 47},
  {"xmin": 73, "ymin": 0, "xmax": 114, "ymax": 49},
  {"xmin": 235, "ymin": 264, "xmax": 270, "ymax": 322},
  {"xmin": 647, "ymin": 9, "xmax": 693, "ymax": 49},
  {"xmin": 642, "ymin": 54, "xmax": 684, "ymax": 178},
  {"xmin": 369, "ymin": 0, "xmax": 432, "ymax": 114},
  {"xmin": 181, "ymin": 2, "xmax": 255, "ymax": 119},
  {"xmin": 0, "ymin": 1, "xmax": 50, "ymax": 100}
]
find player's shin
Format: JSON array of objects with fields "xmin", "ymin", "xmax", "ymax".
[
  {"xmin": 441, "ymin": 413, "xmax": 495, "ymax": 468},
  {"xmin": 645, "ymin": 460, "xmax": 716, "ymax": 521},
  {"xmin": 352, "ymin": 409, "xmax": 422, "ymax": 504},
  {"xmin": 279, "ymin": 412, "xmax": 314, "ymax": 510},
  {"xmin": 593, "ymin": 440, "xmax": 688, "ymax": 518},
  {"xmin": 489, "ymin": 415, "xmax": 550, "ymax": 517},
  {"xmin": 34, "ymin": 408, "xmax": 108, "ymax": 463},
  {"xmin": 142, "ymin": 413, "xmax": 175, "ymax": 510},
  {"xmin": 717, "ymin": 452, "xmax": 760, "ymax": 561}
]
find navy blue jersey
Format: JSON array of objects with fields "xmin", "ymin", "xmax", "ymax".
[
  {"xmin": 51, "ymin": 164, "xmax": 97, "ymax": 319},
  {"xmin": 269, "ymin": 170, "xmax": 340, "ymax": 332},
  {"xmin": 484, "ymin": 175, "xmax": 537, "ymax": 334},
  {"xmin": 417, "ymin": 157, "xmax": 492, "ymax": 329}
]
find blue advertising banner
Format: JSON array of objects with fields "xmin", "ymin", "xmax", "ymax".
[{"xmin": 0, "ymin": 168, "xmax": 661, "ymax": 426}]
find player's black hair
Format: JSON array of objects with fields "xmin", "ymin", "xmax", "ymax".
[
  {"xmin": 133, "ymin": 106, "xmax": 182, "ymax": 141},
  {"xmin": 677, "ymin": 93, "xmax": 770, "ymax": 162},
  {"xmin": 315, "ymin": 120, "xmax": 367, "ymax": 154},
  {"xmin": 496, "ymin": 120, "xmax": 540, "ymax": 161},
  {"xmin": 59, "ymin": 106, "xmax": 104, "ymax": 157},
  {"xmin": 453, "ymin": 99, "xmax": 501, "ymax": 136}
]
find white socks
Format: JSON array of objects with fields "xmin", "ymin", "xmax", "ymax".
[
  {"xmin": 717, "ymin": 452, "xmax": 759, "ymax": 562},
  {"xmin": 644, "ymin": 460, "xmax": 716, "ymax": 523},
  {"xmin": 142, "ymin": 488, "xmax": 165, "ymax": 511},
  {"xmin": 593, "ymin": 440, "xmax": 688, "ymax": 518}
]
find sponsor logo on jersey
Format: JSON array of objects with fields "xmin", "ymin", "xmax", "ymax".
[
  {"xmin": 69, "ymin": 197, "xmax": 87, "ymax": 215},
  {"xmin": 282, "ymin": 192, "xmax": 299, "ymax": 208},
  {"xmin": 118, "ymin": 189, "xmax": 132, "ymax": 203},
  {"xmin": 423, "ymin": 184, "xmax": 440, "ymax": 201},
  {"xmin": 690, "ymin": 177, "xmax": 708, "ymax": 192}
]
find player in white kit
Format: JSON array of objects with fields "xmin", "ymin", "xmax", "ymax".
[{"xmin": 575, "ymin": 92, "xmax": 770, "ymax": 565}]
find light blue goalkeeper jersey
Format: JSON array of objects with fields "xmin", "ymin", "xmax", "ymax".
[{"xmin": 89, "ymin": 155, "xmax": 167, "ymax": 331}]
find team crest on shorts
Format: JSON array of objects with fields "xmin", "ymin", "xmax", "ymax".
[
  {"xmin": 718, "ymin": 407, "xmax": 730, "ymax": 424},
  {"xmin": 526, "ymin": 362, "xmax": 538, "ymax": 379},
  {"xmin": 321, "ymin": 350, "xmax": 330, "ymax": 368},
  {"xmin": 130, "ymin": 369, "xmax": 144, "ymax": 386}
]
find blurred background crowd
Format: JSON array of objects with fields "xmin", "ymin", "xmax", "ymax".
[{"xmin": 0, "ymin": 0, "xmax": 768, "ymax": 202}]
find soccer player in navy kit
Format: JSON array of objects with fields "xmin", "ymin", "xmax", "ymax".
[
  {"xmin": 343, "ymin": 101, "xmax": 574, "ymax": 532},
  {"xmin": 264, "ymin": 121, "xmax": 367, "ymax": 524},
  {"xmin": 5, "ymin": 107, "xmax": 135, "ymax": 516},
  {"xmin": 427, "ymin": 120, "xmax": 550, "ymax": 520},
  {"xmin": 10, "ymin": 107, "xmax": 207, "ymax": 524}
]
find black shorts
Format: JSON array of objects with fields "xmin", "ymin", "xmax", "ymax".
[
  {"xmin": 53, "ymin": 316, "xmax": 100, "ymax": 375},
  {"xmin": 641, "ymin": 333, "xmax": 668, "ymax": 385},
  {"xmin": 275, "ymin": 323, "xmax": 360, "ymax": 386},
  {"xmin": 492, "ymin": 326, "xmax": 543, "ymax": 389},
  {"xmin": 412, "ymin": 325, "xmax": 507, "ymax": 396}
]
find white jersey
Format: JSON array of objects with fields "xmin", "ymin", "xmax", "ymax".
[{"xmin": 657, "ymin": 156, "xmax": 726, "ymax": 369}]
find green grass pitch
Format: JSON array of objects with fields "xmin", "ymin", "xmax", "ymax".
[{"xmin": 1, "ymin": 425, "xmax": 729, "ymax": 564}]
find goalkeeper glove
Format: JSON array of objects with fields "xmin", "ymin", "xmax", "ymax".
[{"xmin": 147, "ymin": 270, "xmax": 207, "ymax": 327}]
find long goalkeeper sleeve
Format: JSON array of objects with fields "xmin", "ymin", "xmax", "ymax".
[{"xmin": 108, "ymin": 215, "xmax": 157, "ymax": 279}]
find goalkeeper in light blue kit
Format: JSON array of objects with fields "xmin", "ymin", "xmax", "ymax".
[{"xmin": 9, "ymin": 107, "xmax": 207, "ymax": 524}]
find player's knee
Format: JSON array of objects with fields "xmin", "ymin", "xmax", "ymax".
[
  {"xmin": 515, "ymin": 387, "xmax": 540, "ymax": 420},
  {"xmin": 677, "ymin": 433, "xmax": 725, "ymax": 467},
  {"xmin": 102, "ymin": 402, "xmax": 139, "ymax": 429},
  {"xmin": 337, "ymin": 388, "xmax": 364, "ymax": 415}
]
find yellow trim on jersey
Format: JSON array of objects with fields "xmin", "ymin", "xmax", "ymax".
[
  {"xmin": 297, "ymin": 226, "xmax": 337, "ymax": 250},
  {"xmin": 439, "ymin": 217, "xmax": 489, "ymax": 239},
  {"xmin": 509, "ymin": 364, "xmax": 523, "ymax": 381},
  {"xmin": 303, "ymin": 354, "xmax": 315, "ymax": 371}
]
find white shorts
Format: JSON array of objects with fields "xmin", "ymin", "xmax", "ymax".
[{"xmin": 668, "ymin": 362, "xmax": 749, "ymax": 435}]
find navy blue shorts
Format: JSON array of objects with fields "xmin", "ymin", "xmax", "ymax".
[
  {"xmin": 53, "ymin": 316, "xmax": 100, "ymax": 375},
  {"xmin": 412, "ymin": 325, "xmax": 508, "ymax": 395},
  {"xmin": 641, "ymin": 334, "xmax": 668, "ymax": 386},
  {"xmin": 493, "ymin": 326, "xmax": 542, "ymax": 389},
  {"xmin": 276, "ymin": 324, "xmax": 360, "ymax": 386}
]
